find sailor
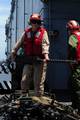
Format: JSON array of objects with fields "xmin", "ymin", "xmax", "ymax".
[
  {"xmin": 66, "ymin": 20, "xmax": 80, "ymax": 111},
  {"xmin": 11, "ymin": 13, "xmax": 50, "ymax": 98}
]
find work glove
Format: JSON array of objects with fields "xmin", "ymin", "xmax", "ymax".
[
  {"xmin": 44, "ymin": 53, "xmax": 50, "ymax": 62},
  {"xmin": 11, "ymin": 49, "xmax": 17, "ymax": 61}
]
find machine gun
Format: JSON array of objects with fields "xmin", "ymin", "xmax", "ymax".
[
  {"xmin": 0, "ymin": 55, "xmax": 78, "ymax": 74},
  {"xmin": 11, "ymin": 54, "xmax": 79, "ymax": 64}
]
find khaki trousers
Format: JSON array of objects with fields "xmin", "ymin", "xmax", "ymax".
[{"xmin": 21, "ymin": 62, "xmax": 47, "ymax": 96}]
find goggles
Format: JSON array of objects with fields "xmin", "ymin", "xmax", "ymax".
[{"xmin": 30, "ymin": 20, "xmax": 41, "ymax": 24}]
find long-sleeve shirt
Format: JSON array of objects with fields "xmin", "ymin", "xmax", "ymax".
[{"xmin": 68, "ymin": 34, "xmax": 78, "ymax": 59}]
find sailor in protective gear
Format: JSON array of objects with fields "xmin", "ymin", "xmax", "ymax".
[
  {"xmin": 11, "ymin": 13, "xmax": 50, "ymax": 97},
  {"xmin": 67, "ymin": 20, "xmax": 80, "ymax": 111}
]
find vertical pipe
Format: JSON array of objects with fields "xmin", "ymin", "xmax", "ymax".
[
  {"xmin": 15, "ymin": 0, "xmax": 18, "ymax": 42},
  {"xmin": 48, "ymin": 0, "xmax": 51, "ymax": 31},
  {"xmin": 24, "ymin": 0, "xmax": 25, "ymax": 29},
  {"xmin": 32, "ymin": 0, "xmax": 33, "ymax": 14},
  {"xmin": 10, "ymin": 20, "xmax": 12, "ymax": 52},
  {"xmin": 10, "ymin": 0, "xmax": 12, "ymax": 50},
  {"xmin": 6, "ymin": 37, "xmax": 8, "ymax": 57}
]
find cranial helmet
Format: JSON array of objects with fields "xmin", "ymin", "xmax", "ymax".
[
  {"xmin": 30, "ymin": 13, "xmax": 41, "ymax": 21},
  {"xmin": 66, "ymin": 20, "xmax": 80, "ymax": 30}
]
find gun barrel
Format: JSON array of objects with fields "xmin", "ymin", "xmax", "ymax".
[
  {"xmin": 49, "ymin": 59, "xmax": 77, "ymax": 63},
  {"xmin": 37, "ymin": 58, "xmax": 77, "ymax": 64}
]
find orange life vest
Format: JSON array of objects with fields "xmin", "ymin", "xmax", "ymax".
[{"xmin": 23, "ymin": 27, "xmax": 45, "ymax": 58}]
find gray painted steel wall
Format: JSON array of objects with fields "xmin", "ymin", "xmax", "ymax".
[{"xmin": 46, "ymin": 0, "xmax": 80, "ymax": 91}]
